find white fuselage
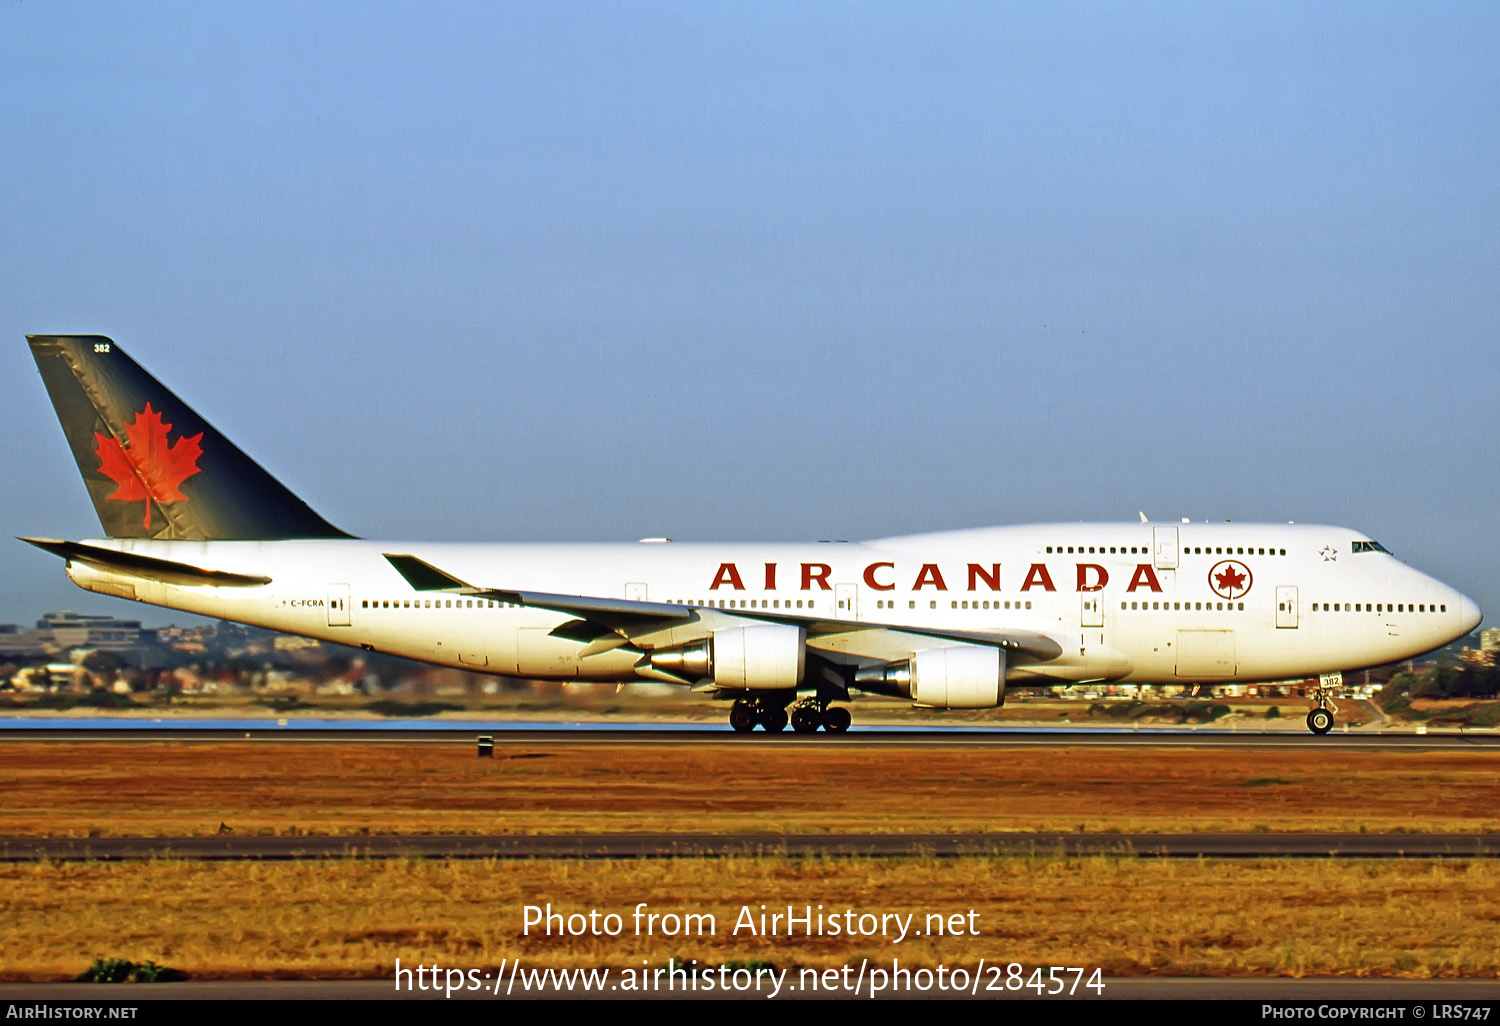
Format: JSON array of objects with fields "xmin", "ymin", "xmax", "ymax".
[{"xmin": 61, "ymin": 522, "xmax": 1480, "ymax": 688}]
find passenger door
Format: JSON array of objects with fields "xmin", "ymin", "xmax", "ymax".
[
  {"xmin": 1276, "ymin": 586, "xmax": 1299, "ymax": 628},
  {"xmin": 327, "ymin": 584, "xmax": 351, "ymax": 627},
  {"xmin": 835, "ymin": 583, "xmax": 859, "ymax": 620}
]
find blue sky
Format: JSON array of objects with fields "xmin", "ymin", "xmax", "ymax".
[{"xmin": 2, "ymin": 2, "xmax": 1497, "ymax": 627}]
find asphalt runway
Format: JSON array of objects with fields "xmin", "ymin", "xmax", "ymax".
[
  {"xmin": 2, "ymin": 724, "xmax": 1497, "ymax": 751},
  {"xmin": 4, "ymin": 831, "xmax": 1497, "ymax": 861}
]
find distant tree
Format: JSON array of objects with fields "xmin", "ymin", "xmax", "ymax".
[{"xmin": 1417, "ymin": 662, "xmax": 1461, "ymax": 698}]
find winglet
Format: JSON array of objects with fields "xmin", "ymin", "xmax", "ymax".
[{"xmin": 383, "ymin": 553, "xmax": 475, "ymax": 592}]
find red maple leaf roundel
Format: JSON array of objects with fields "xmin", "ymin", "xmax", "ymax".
[
  {"xmin": 1209, "ymin": 560, "xmax": 1252, "ymax": 600},
  {"xmin": 93, "ymin": 403, "xmax": 204, "ymax": 529}
]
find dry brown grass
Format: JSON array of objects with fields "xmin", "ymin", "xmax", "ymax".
[
  {"xmin": 2, "ymin": 740, "xmax": 1498, "ymax": 838},
  {"xmin": 2, "ymin": 856, "xmax": 1497, "ymax": 980}
]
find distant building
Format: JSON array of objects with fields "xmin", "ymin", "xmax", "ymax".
[
  {"xmin": 36, "ymin": 611, "xmax": 144, "ymax": 652},
  {"xmin": 0, "ymin": 622, "xmax": 45, "ymax": 658},
  {"xmin": 0, "ymin": 611, "xmax": 147, "ymax": 657},
  {"xmin": 1481, "ymin": 628, "xmax": 1500, "ymax": 652}
]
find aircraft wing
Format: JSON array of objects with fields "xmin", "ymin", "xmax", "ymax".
[{"xmin": 383, "ymin": 553, "xmax": 1063, "ymax": 663}]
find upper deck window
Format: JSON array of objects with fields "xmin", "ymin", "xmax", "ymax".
[{"xmin": 1352, "ymin": 540, "xmax": 1391, "ymax": 554}]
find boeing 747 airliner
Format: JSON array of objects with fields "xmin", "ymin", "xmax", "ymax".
[{"xmin": 21, "ymin": 336, "xmax": 1482, "ymax": 734}]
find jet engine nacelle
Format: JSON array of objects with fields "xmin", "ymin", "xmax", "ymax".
[
  {"xmin": 855, "ymin": 644, "xmax": 1006, "ymax": 708},
  {"xmin": 648, "ymin": 624, "xmax": 806, "ymax": 690}
]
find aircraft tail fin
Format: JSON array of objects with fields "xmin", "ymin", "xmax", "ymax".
[{"xmin": 28, "ymin": 335, "xmax": 351, "ymax": 540}]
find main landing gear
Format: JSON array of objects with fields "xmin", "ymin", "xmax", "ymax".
[
  {"xmin": 729, "ymin": 697, "xmax": 786, "ymax": 733},
  {"xmin": 789, "ymin": 698, "xmax": 851, "ymax": 734},
  {"xmin": 729, "ymin": 696, "xmax": 850, "ymax": 734}
]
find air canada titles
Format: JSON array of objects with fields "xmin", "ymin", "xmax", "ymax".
[{"xmin": 706, "ymin": 560, "xmax": 1162, "ymax": 593}]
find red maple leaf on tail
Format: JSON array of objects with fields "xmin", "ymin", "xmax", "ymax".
[{"xmin": 94, "ymin": 403, "xmax": 203, "ymax": 529}]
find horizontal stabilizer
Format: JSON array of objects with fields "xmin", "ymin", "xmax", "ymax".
[{"xmin": 20, "ymin": 537, "xmax": 272, "ymax": 588}]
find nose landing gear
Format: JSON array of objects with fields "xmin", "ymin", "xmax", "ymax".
[{"xmin": 1306, "ymin": 673, "xmax": 1340, "ymax": 735}]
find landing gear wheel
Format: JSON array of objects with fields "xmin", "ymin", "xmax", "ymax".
[
  {"xmin": 729, "ymin": 701, "xmax": 757, "ymax": 733},
  {"xmin": 822, "ymin": 706, "xmax": 851, "ymax": 733},
  {"xmin": 790, "ymin": 704, "xmax": 823, "ymax": 734},
  {"xmin": 1306, "ymin": 708, "xmax": 1334, "ymax": 735},
  {"xmin": 760, "ymin": 706, "xmax": 788, "ymax": 733}
]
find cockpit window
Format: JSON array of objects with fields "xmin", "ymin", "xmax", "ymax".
[{"xmin": 1352, "ymin": 540, "xmax": 1392, "ymax": 554}]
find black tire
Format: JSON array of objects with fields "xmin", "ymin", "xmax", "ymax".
[
  {"xmin": 790, "ymin": 706, "xmax": 821, "ymax": 734},
  {"xmin": 1306, "ymin": 708, "xmax": 1333, "ymax": 735},
  {"xmin": 761, "ymin": 707, "xmax": 788, "ymax": 733},
  {"xmin": 823, "ymin": 706, "xmax": 852, "ymax": 733},
  {"xmin": 729, "ymin": 703, "xmax": 756, "ymax": 733}
]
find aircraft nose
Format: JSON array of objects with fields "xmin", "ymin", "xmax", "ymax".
[{"xmin": 1459, "ymin": 593, "xmax": 1483, "ymax": 635}]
